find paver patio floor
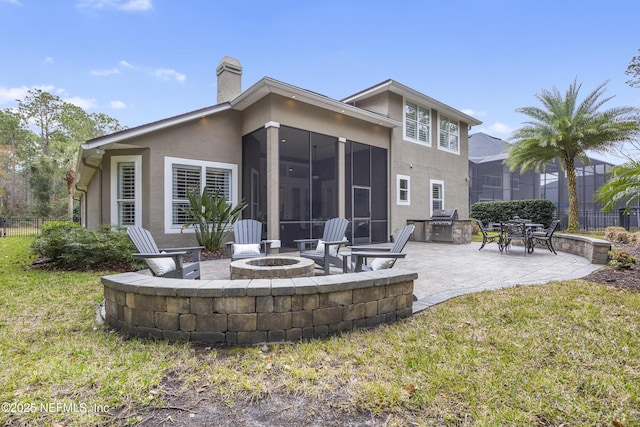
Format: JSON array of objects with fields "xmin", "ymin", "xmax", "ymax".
[{"xmin": 200, "ymin": 240, "xmax": 604, "ymax": 313}]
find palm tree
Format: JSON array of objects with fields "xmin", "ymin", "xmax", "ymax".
[
  {"xmin": 596, "ymin": 160, "xmax": 640, "ymax": 213},
  {"xmin": 507, "ymin": 79, "xmax": 640, "ymax": 230}
]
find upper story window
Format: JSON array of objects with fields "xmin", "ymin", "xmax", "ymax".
[
  {"xmin": 110, "ymin": 155, "xmax": 141, "ymax": 227},
  {"xmin": 404, "ymin": 100, "xmax": 431, "ymax": 145},
  {"xmin": 164, "ymin": 157, "xmax": 238, "ymax": 233},
  {"xmin": 397, "ymin": 174, "xmax": 410, "ymax": 205},
  {"xmin": 438, "ymin": 115, "xmax": 460, "ymax": 153}
]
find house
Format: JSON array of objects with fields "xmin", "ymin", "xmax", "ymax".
[
  {"xmin": 468, "ymin": 132, "xmax": 617, "ymax": 226},
  {"xmin": 74, "ymin": 57, "xmax": 482, "ymax": 248}
]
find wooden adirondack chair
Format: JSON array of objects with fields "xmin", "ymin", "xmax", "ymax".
[
  {"xmin": 295, "ymin": 218, "xmax": 349, "ymax": 275},
  {"xmin": 127, "ymin": 226, "xmax": 202, "ymax": 280},
  {"xmin": 226, "ymin": 219, "xmax": 271, "ymax": 261},
  {"xmin": 343, "ymin": 224, "xmax": 415, "ymax": 272}
]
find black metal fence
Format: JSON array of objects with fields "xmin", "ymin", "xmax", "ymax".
[
  {"xmin": 555, "ymin": 209, "xmax": 640, "ymax": 232},
  {"xmin": 0, "ymin": 217, "xmax": 72, "ymax": 238}
]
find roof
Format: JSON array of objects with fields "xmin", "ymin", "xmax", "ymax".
[
  {"xmin": 342, "ymin": 79, "xmax": 483, "ymax": 127},
  {"xmin": 468, "ymin": 132, "xmax": 510, "ymax": 158}
]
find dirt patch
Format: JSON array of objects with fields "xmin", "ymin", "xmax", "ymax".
[{"xmin": 582, "ymin": 242, "xmax": 640, "ymax": 293}]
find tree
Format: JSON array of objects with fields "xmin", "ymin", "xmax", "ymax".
[
  {"xmin": 0, "ymin": 109, "xmax": 37, "ymax": 214},
  {"xmin": 507, "ymin": 79, "xmax": 640, "ymax": 231},
  {"xmin": 54, "ymin": 104, "xmax": 125, "ymax": 219},
  {"xmin": 15, "ymin": 90, "xmax": 125, "ymax": 218},
  {"xmin": 625, "ymin": 48, "xmax": 640, "ymax": 88},
  {"xmin": 595, "ymin": 160, "xmax": 640, "ymax": 213}
]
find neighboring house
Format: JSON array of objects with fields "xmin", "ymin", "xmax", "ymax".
[
  {"xmin": 74, "ymin": 57, "xmax": 482, "ymax": 249},
  {"xmin": 469, "ymin": 132, "xmax": 616, "ymax": 216}
]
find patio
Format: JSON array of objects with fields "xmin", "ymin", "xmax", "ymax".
[{"xmin": 200, "ymin": 240, "xmax": 604, "ymax": 313}]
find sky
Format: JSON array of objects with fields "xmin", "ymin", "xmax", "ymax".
[{"xmin": 1, "ymin": 0, "xmax": 639, "ymax": 163}]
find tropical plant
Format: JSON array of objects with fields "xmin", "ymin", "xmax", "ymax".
[
  {"xmin": 508, "ymin": 79, "xmax": 640, "ymax": 230},
  {"xmin": 181, "ymin": 187, "xmax": 247, "ymax": 253},
  {"xmin": 608, "ymin": 249, "xmax": 636, "ymax": 269},
  {"xmin": 596, "ymin": 159, "xmax": 640, "ymax": 212}
]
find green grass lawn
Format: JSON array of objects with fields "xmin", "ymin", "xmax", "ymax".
[{"xmin": 1, "ymin": 237, "xmax": 639, "ymax": 426}]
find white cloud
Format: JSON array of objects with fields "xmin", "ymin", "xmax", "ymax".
[
  {"xmin": 119, "ymin": 0, "xmax": 152, "ymax": 11},
  {"xmin": 64, "ymin": 96, "xmax": 97, "ymax": 110},
  {"xmin": 461, "ymin": 108, "xmax": 486, "ymax": 118},
  {"xmin": 475, "ymin": 122, "xmax": 515, "ymax": 137},
  {"xmin": 119, "ymin": 60, "xmax": 135, "ymax": 69},
  {"xmin": 109, "ymin": 100, "xmax": 127, "ymax": 109},
  {"xmin": 1, "ymin": 0, "xmax": 21, "ymax": 5},
  {"xmin": 90, "ymin": 67, "xmax": 121, "ymax": 76},
  {"xmin": 76, "ymin": 0, "xmax": 152, "ymax": 12},
  {"xmin": 43, "ymin": 56, "xmax": 54, "ymax": 64},
  {"xmin": 154, "ymin": 68, "xmax": 186, "ymax": 83},
  {"xmin": 488, "ymin": 122, "xmax": 514, "ymax": 135},
  {"xmin": 0, "ymin": 85, "xmax": 56, "ymax": 104}
]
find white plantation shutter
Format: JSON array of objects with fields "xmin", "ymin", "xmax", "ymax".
[
  {"xmin": 206, "ymin": 167, "xmax": 231, "ymax": 199},
  {"xmin": 432, "ymin": 181, "xmax": 443, "ymax": 212},
  {"xmin": 111, "ymin": 156, "xmax": 141, "ymax": 227},
  {"xmin": 172, "ymin": 165, "xmax": 201, "ymax": 225},
  {"xmin": 404, "ymin": 100, "xmax": 430, "ymax": 144},
  {"xmin": 117, "ymin": 162, "xmax": 136, "ymax": 225},
  {"xmin": 170, "ymin": 162, "xmax": 234, "ymax": 226},
  {"xmin": 439, "ymin": 115, "xmax": 459, "ymax": 152}
]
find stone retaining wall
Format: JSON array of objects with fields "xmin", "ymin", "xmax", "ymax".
[
  {"xmin": 551, "ymin": 233, "xmax": 611, "ymax": 264},
  {"xmin": 102, "ymin": 269, "xmax": 417, "ymax": 346}
]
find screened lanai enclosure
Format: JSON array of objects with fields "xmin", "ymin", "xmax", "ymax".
[{"xmin": 242, "ymin": 125, "xmax": 388, "ymax": 248}]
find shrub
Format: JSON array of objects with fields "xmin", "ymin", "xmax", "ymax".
[
  {"xmin": 470, "ymin": 199, "xmax": 556, "ymax": 227},
  {"xmin": 608, "ymin": 249, "xmax": 636, "ymax": 268},
  {"xmin": 604, "ymin": 226, "xmax": 630, "ymax": 244},
  {"xmin": 31, "ymin": 222, "xmax": 141, "ymax": 270}
]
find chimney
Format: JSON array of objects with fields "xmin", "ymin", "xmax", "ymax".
[{"xmin": 216, "ymin": 56, "xmax": 242, "ymax": 104}]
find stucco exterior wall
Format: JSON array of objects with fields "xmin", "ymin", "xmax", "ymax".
[
  {"xmin": 244, "ymin": 94, "xmax": 391, "ymax": 149},
  {"xmin": 384, "ymin": 93, "xmax": 470, "ymax": 234},
  {"xmin": 99, "ymin": 110, "xmax": 243, "ymax": 247}
]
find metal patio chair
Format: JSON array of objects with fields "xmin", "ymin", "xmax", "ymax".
[
  {"xmin": 530, "ymin": 219, "xmax": 560, "ymax": 255},
  {"xmin": 476, "ymin": 219, "xmax": 502, "ymax": 250}
]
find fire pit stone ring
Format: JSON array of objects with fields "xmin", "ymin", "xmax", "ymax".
[{"xmin": 230, "ymin": 256, "xmax": 315, "ymax": 280}]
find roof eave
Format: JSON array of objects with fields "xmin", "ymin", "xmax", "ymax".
[
  {"xmin": 343, "ymin": 79, "xmax": 483, "ymax": 127},
  {"xmin": 81, "ymin": 103, "xmax": 232, "ymax": 152},
  {"xmin": 231, "ymin": 77, "xmax": 400, "ymax": 128}
]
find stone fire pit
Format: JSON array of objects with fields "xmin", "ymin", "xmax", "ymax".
[{"xmin": 230, "ymin": 256, "xmax": 315, "ymax": 280}]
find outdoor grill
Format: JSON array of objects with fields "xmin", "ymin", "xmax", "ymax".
[{"xmin": 430, "ymin": 209, "xmax": 458, "ymax": 242}]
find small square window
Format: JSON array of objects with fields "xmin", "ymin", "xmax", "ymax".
[{"xmin": 397, "ymin": 175, "xmax": 410, "ymax": 205}]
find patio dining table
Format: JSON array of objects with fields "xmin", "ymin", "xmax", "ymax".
[{"xmin": 498, "ymin": 221, "xmax": 543, "ymax": 255}]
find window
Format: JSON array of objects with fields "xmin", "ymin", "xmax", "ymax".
[
  {"xmin": 164, "ymin": 157, "xmax": 238, "ymax": 233},
  {"xmin": 110, "ymin": 155, "xmax": 141, "ymax": 227},
  {"xmin": 438, "ymin": 115, "xmax": 459, "ymax": 153},
  {"xmin": 430, "ymin": 179, "xmax": 444, "ymax": 215},
  {"xmin": 397, "ymin": 175, "xmax": 410, "ymax": 205},
  {"xmin": 404, "ymin": 100, "xmax": 431, "ymax": 145},
  {"xmin": 482, "ymin": 175, "xmax": 502, "ymax": 188}
]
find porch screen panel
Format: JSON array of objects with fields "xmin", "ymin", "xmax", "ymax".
[
  {"xmin": 172, "ymin": 164, "xmax": 201, "ymax": 225},
  {"xmin": 117, "ymin": 162, "xmax": 136, "ymax": 226}
]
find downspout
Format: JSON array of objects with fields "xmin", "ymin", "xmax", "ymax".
[{"xmin": 80, "ymin": 157, "xmax": 103, "ymax": 225}]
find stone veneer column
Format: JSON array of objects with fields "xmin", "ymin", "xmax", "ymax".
[
  {"xmin": 265, "ymin": 122, "xmax": 280, "ymax": 242},
  {"xmin": 338, "ymin": 137, "xmax": 346, "ymax": 218}
]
